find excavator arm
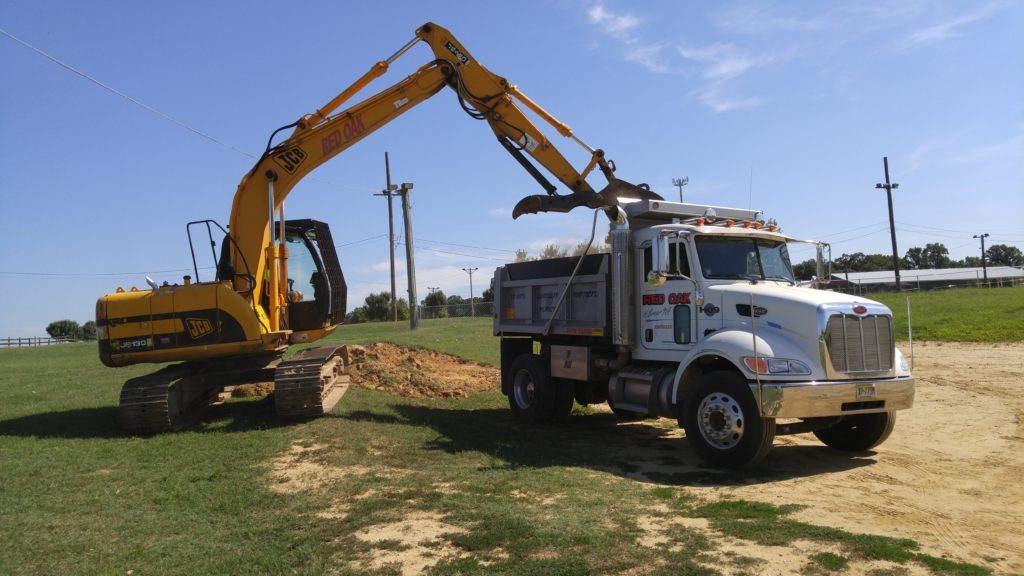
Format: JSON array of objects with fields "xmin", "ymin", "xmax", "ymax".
[
  {"xmin": 97, "ymin": 22, "xmax": 662, "ymax": 431},
  {"xmin": 227, "ymin": 21, "xmax": 660, "ymax": 328}
]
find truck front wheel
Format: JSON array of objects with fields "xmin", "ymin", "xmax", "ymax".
[
  {"xmin": 507, "ymin": 354, "xmax": 556, "ymax": 423},
  {"xmin": 813, "ymin": 412, "xmax": 896, "ymax": 451},
  {"xmin": 681, "ymin": 370, "xmax": 775, "ymax": 468}
]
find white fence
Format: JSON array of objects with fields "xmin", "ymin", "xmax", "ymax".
[{"xmin": 0, "ymin": 337, "xmax": 77, "ymax": 348}]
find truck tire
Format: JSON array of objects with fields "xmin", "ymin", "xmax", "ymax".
[
  {"xmin": 813, "ymin": 412, "xmax": 896, "ymax": 451},
  {"xmin": 507, "ymin": 354, "xmax": 556, "ymax": 423},
  {"xmin": 681, "ymin": 370, "xmax": 775, "ymax": 468}
]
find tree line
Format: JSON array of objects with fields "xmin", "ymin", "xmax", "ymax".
[
  {"xmin": 345, "ymin": 287, "xmax": 495, "ymax": 324},
  {"xmin": 343, "ymin": 241, "xmax": 593, "ymax": 324},
  {"xmin": 793, "ymin": 242, "xmax": 1023, "ymax": 279},
  {"xmin": 44, "ymin": 319, "xmax": 97, "ymax": 341}
]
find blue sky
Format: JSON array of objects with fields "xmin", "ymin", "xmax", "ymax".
[{"xmin": 1, "ymin": 1, "xmax": 1021, "ymax": 336}]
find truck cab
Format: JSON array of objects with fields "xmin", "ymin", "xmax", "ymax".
[{"xmin": 493, "ymin": 199, "xmax": 914, "ymax": 467}]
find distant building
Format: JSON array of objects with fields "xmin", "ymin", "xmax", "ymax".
[{"xmin": 824, "ymin": 266, "xmax": 1024, "ymax": 293}]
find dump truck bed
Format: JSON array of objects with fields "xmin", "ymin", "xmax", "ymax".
[{"xmin": 493, "ymin": 253, "xmax": 611, "ymax": 340}]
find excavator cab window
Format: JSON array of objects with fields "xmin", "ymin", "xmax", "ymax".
[{"xmin": 281, "ymin": 219, "xmax": 347, "ymax": 331}]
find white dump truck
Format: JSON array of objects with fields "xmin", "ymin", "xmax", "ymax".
[{"xmin": 492, "ymin": 199, "xmax": 915, "ymax": 467}]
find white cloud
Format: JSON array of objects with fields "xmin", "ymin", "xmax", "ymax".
[
  {"xmin": 586, "ymin": 3, "xmax": 671, "ymax": 74},
  {"xmin": 583, "ymin": 4, "xmax": 798, "ymax": 112},
  {"xmin": 951, "ymin": 126, "xmax": 1024, "ymax": 164},
  {"xmin": 897, "ymin": 2, "xmax": 1003, "ymax": 49},
  {"xmin": 624, "ymin": 43, "xmax": 670, "ymax": 74},
  {"xmin": 587, "ymin": 4, "xmax": 640, "ymax": 39},
  {"xmin": 714, "ymin": 5, "xmax": 832, "ymax": 35},
  {"xmin": 695, "ymin": 88, "xmax": 763, "ymax": 114},
  {"xmin": 678, "ymin": 43, "xmax": 754, "ymax": 81},
  {"xmin": 677, "ymin": 43, "xmax": 783, "ymax": 113}
]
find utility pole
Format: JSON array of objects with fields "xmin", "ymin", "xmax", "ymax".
[
  {"xmin": 462, "ymin": 267, "xmax": 478, "ymax": 317},
  {"xmin": 672, "ymin": 177, "xmax": 689, "ymax": 203},
  {"xmin": 373, "ymin": 153, "xmax": 399, "ymax": 321},
  {"xmin": 973, "ymin": 233, "xmax": 990, "ymax": 285},
  {"xmin": 875, "ymin": 157, "xmax": 901, "ymax": 292},
  {"xmin": 398, "ymin": 182, "xmax": 418, "ymax": 329}
]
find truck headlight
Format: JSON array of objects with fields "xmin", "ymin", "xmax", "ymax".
[{"xmin": 742, "ymin": 356, "xmax": 811, "ymax": 375}]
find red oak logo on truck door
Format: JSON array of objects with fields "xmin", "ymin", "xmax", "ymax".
[{"xmin": 643, "ymin": 293, "xmax": 690, "ymax": 306}]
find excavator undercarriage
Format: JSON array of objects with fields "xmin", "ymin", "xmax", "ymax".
[{"xmin": 118, "ymin": 345, "xmax": 350, "ymax": 433}]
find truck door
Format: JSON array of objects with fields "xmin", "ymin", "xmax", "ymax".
[{"xmin": 638, "ymin": 240, "xmax": 696, "ymax": 353}]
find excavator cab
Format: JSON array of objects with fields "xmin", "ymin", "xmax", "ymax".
[
  {"xmin": 208, "ymin": 218, "xmax": 347, "ymax": 336},
  {"xmin": 277, "ymin": 219, "xmax": 347, "ymax": 334}
]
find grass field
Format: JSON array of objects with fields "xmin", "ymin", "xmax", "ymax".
[
  {"xmin": 870, "ymin": 286, "xmax": 1023, "ymax": 342},
  {"xmin": 1, "ymin": 287, "xmax": 1012, "ymax": 574}
]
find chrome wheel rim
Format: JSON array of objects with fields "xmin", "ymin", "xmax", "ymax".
[
  {"xmin": 698, "ymin": 392, "xmax": 744, "ymax": 449},
  {"xmin": 512, "ymin": 369, "xmax": 536, "ymax": 409}
]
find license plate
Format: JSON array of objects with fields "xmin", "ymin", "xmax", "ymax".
[{"xmin": 856, "ymin": 383, "xmax": 877, "ymax": 399}]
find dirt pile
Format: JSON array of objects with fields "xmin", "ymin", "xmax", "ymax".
[{"xmin": 347, "ymin": 342, "xmax": 498, "ymax": 398}]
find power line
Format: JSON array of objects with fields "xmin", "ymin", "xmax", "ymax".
[
  {"xmin": 396, "ymin": 242, "xmax": 507, "ymax": 262},
  {"xmin": 0, "ymin": 267, "xmax": 209, "ymax": 278},
  {"xmin": 896, "ymin": 220, "xmax": 1023, "ymax": 235},
  {"xmin": 826, "ymin": 225, "xmax": 891, "ymax": 245},
  {"xmin": 0, "ymin": 26, "xmax": 255, "ymax": 159},
  {"xmin": 802, "ymin": 221, "xmax": 889, "ymax": 239},
  {"xmin": 0, "ymin": 26, "xmax": 373, "ymax": 194},
  {"xmin": 335, "ymin": 234, "xmax": 388, "ymax": 249},
  {"xmin": 415, "ymin": 237, "xmax": 516, "ymax": 254}
]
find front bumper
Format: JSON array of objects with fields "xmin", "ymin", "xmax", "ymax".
[{"xmin": 754, "ymin": 376, "xmax": 915, "ymax": 418}]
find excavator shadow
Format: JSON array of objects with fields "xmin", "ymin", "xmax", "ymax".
[
  {"xmin": 0, "ymin": 397, "xmax": 287, "ymax": 439},
  {"xmin": 341, "ymin": 404, "xmax": 878, "ymax": 487}
]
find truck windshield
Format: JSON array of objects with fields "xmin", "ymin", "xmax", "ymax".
[{"xmin": 695, "ymin": 236, "xmax": 795, "ymax": 283}]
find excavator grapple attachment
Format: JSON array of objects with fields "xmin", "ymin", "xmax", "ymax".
[{"xmin": 512, "ymin": 179, "xmax": 663, "ymax": 219}]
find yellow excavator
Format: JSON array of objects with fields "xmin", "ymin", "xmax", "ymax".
[{"xmin": 96, "ymin": 22, "xmax": 661, "ymax": 433}]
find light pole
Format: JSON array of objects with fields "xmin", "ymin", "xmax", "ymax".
[
  {"xmin": 973, "ymin": 233, "xmax": 990, "ymax": 285},
  {"xmin": 875, "ymin": 157, "xmax": 901, "ymax": 292},
  {"xmin": 672, "ymin": 177, "xmax": 689, "ymax": 203},
  {"xmin": 462, "ymin": 267, "xmax": 478, "ymax": 317}
]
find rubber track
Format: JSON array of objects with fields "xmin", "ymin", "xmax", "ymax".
[
  {"xmin": 274, "ymin": 345, "xmax": 350, "ymax": 418},
  {"xmin": 118, "ymin": 363, "xmax": 197, "ymax": 433}
]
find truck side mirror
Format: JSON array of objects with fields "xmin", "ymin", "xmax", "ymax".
[{"xmin": 647, "ymin": 234, "xmax": 670, "ymax": 287}]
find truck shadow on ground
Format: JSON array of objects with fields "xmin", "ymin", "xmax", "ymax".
[
  {"xmin": 342, "ymin": 404, "xmax": 877, "ymax": 487},
  {"xmin": 0, "ymin": 396, "xmax": 286, "ymax": 439}
]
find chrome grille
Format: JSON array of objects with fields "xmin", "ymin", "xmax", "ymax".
[{"xmin": 826, "ymin": 314, "xmax": 893, "ymax": 373}]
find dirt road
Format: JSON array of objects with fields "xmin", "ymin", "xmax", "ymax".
[{"xmin": 705, "ymin": 342, "xmax": 1024, "ymax": 574}]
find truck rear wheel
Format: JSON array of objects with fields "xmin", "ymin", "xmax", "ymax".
[
  {"xmin": 507, "ymin": 354, "xmax": 556, "ymax": 423},
  {"xmin": 813, "ymin": 412, "xmax": 896, "ymax": 451},
  {"xmin": 681, "ymin": 370, "xmax": 775, "ymax": 468}
]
